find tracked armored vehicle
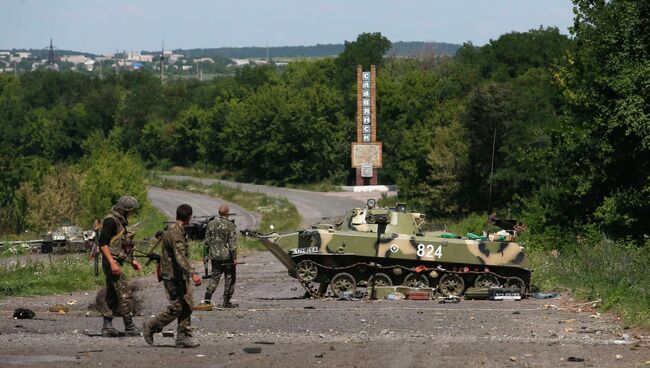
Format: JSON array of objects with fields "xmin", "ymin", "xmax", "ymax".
[{"xmin": 258, "ymin": 200, "xmax": 531, "ymax": 298}]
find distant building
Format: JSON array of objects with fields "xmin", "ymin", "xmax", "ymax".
[
  {"xmin": 61, "ymin": 55, "xmax": 90, "ymax": 64},
  {"xmin": 195, "ymin": 57, "xmax": 214, "ymax": 63},
  {"xmin": 0, "ymin": 51, "xmax": 10, "ymax": 58},
  {"xmin": 16, "ymin": 52, "xmax": 31, "ymax": 58},
  {"xmin": 182, "ymin": 65, "xmax": 192, "ymax": 71},
  {"xmin": 127, "ymin": 51, "xmax": 153, "ymax": 63},
  {"xmin": 230, "ymin": 59, "xmax": 250, "ymax": 67}
]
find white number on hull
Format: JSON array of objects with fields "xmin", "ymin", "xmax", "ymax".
[{"xmin": 416, "ymin": 244, "xmax": 443, "ymax": 259}]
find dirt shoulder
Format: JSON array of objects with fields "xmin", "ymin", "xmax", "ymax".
[{"xmin": 1, "ymin": 250, "xmax": 649, "ymax": 367}]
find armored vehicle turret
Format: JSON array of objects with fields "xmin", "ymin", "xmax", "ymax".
[{"xmin": 259, "ymin": 200, "xmax": 531, "ymax": 298}]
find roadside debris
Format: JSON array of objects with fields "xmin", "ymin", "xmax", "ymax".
[
  {"xmin": 567, "ymin": 356, "xmax": 585, "ymax": 362},
  {"xmin": 531, "ymin": 292, "xmax": 559, "ymax": 299},
  {"xmin": 48, "ymin": 304, "xmax": 69, "ymax": 313},
  {"xmin": 243, "ymin": 347, "xmax": 262, "ymax": 354},
  {"xmin": 438, "ymin": 296, "xmax": 460, "ymax": 304},
  {"xmin": 13, "ymin": 308, "xmax": 35, "ymax": 319},
  {"xmin": 162, "ymin": 331, "xmax": 175, "ymax": 337}
]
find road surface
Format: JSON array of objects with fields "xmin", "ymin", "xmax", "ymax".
[
  {"xmin": 1, "ymin": 250, "xmax": 648, "ymax": 367},
  {"xmin": 148, "ymin": 187, "xmax": 261, "ymax": 231},
  {"xmin": 159, "ymin": 175, "xmax": 368, "ymax": 227}
]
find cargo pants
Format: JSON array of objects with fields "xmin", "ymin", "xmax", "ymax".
[
  {"xmin": 148, "ymin": 278, "xmax": 194, "ymax": 336},
  {"xmin": 205, "ymin": 260, "xmax": 236, "ymax": 300},
  {"xmin": 101, "ymin": 257, "xmax": 134, "ymax": 318}
]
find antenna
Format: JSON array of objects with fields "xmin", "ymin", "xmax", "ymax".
[
  {"xmin": 48, "ymin": 38, "xmax": 55, "ymax": 68},
  {"xmin": 488, "ymin": 127, "xmax": 497, "ymax": 212}
]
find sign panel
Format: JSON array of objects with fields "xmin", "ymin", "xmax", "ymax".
[
  {"xmin": 360, "ymin": 164, "xmax": 373, "ymax": 178},
  {"xmin": 351, "ymin": 143, "xmax": 382, "ymax": 168}
]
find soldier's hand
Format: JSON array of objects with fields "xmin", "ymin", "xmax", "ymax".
[
  {"xmin": 109, "ymin": 260, "xmax": 122, "ymax": 276},
  {"xmin": 192, "ymin": 273, "xmax": 202, "ymax": 286},
  {"xmin": 131, "ymin": 259, "xmax": 142, "ymax": 271}
]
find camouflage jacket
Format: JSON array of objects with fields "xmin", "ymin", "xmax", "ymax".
[
  {"xmin": 160, "ymin": 222, "xmax": 195, "ymax": 280},
  {"xmin": 204, "ymin": 216, "xmax": 237, "ymax": 261},
  {"xmin": 101, "ymin": 210, "xmax": 131, "ymax": 262}
]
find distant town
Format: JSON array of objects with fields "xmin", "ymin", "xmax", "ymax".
[{"xmin": 0, "ymin": 40, "xmax": 461, "ymax": 79}]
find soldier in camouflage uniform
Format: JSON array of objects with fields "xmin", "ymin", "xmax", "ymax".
[
  {"xmin": 203, "ymin": 204, "xmax": 238, "ymax": 308},
  {"xmin": 144, "ymin": 204, "xmax": 202, "ymax": 348},
  {"xmin": 97, "ymin": 195, "xmax": 142, "ymax": 337}
]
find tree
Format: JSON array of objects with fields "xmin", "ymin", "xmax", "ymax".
[
  {"xmin": 335, "ymin": 32, "xmax": 392, "ymax": 89},
  {"xmin": 548, "ymin": 0, "xmax": 650, "ymax": 240}
]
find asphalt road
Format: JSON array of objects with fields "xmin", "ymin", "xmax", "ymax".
[
  {"xmin": 148, "ymin": 187, "xmax": 261, "ymax": 232},
  {"xmin": 1, "ymin": 250, "xmax": 648, "ymax": 368},
  {"xmin": 159, "ymin": 175, "xmax": 367, "ymax": 227}
]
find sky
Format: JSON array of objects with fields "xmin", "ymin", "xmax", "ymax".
[{"xmin": 0, "ymin": 0, "xmax": 574, "ymax": 54}]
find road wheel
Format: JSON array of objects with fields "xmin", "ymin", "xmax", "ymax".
[
  {"xmin": 402, "ymin": 273, "xmax": 429, "ymax": 288},
  {"xmin": 368, "ymin": 273, "xmax": 392, "ymax": 287},
  {"xmin": 296, "ymin": 260, "xmax": 319, "ymax": 282},
  {"xmin": 438, "ymin": 273, "xmax": 465, "ymax": 297},
  {"xmin": 474, "ymin": 274, "xmax": 500, "ymax": 288},
  {"xmin": 330, "ymin": 272, "xmax": 357, "ymax": 297},
  {"xmin": 504, "ymin": 277, "xmax": 526, "ymax": 293}
]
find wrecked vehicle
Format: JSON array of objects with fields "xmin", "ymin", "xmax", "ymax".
[
  {"xmin": 258, "ymin": 200, "xmax": 531, "ymax": 298},
  {"xmin": 41, "ymin": 224, "xmax": 96, "ymax": 253}
]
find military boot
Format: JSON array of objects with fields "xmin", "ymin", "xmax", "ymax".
[
  {"xmin": 123, "ymin": 315, "xmax": 142, "ymax": 337},
  {"xmin": 101, "ymin": 317, "xmax": 120, "ymax": 337},
  {"xmin": 220, "ymin": 295, "xmax": 238, "ymax": 308},
  {"xmin": 143, "ymin": 321, "xmax": 155, "ymax": 346},
  {"xmin": 175, "ymin": 332, "xmax": 200, "ymax": 348}
]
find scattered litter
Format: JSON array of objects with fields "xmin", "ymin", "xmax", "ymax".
[
  {"xmin": 48, "ymin": 304, "xmax": 69, "ymax": 313},
  {"xmin": 531, "ymin": 292, "xmax": 559, "ymax": 299},
  {"xmin": 560, "ymin": 319, "xmax": 576, "ymax": 324},
  {"xmin": 254, "ymin": 341, "xmax": 275, "ymax": 345},
  {"xmin": 384, "ymin": 294, "xmax": 397, "ymax": 300},
  {"xmin": 196, "ymin": 355, "xmax": 205, "ymax": 357},
  {"xmin": 243, "ymin": 347, "xmax": 262, "ymax": 354},
  {"xmin": 564, "ymin": 327, "xmax": 575, "ymax": 333},
  {"xmin": 13, "ymin": 308, "xmax": 35, "ymax": 319},
  {"xmin": 193, "ymin": 300, "xmax": 214, "ymax": 311},
  {"xmin": 510, "ymin": 356, "xmax": 517, "ymax": 362},
  {"xmin": 338, "ymin": 291, "xmax": 359, "ymax": 301},
  {"xmin": 318, "ymin": 334, "xmax": 325, "ymax": 338},
  {"xmin": 512, "ymin": 311, "xmax": 520, "ymax": 315},
  {"xmin": 226, "ymin": 333, "xmax": 235, "ymax": 339},
  {"xmin": 438, "ymin": 296, "xmax": 460, "ymax": 304},
  {"xmin": 615, "ymin": 355, "xmax": 622, "ymax": 360},
  {"xmin": 162, "ymin": 331, "xmax": 174, "ymax": 337},
  {"xmin": 315, "ymin": 353, "xmax": 324, "ymax": 358},
  {"xmin": 66, "ymin": 299, "xmax": 77, "ymax": 305},
  {"xmin": 567, "ymin": 357, "xmax": 584, "ymax": 362},
  {"xmin": 304, "ymin": 306, "xmax": 316, "ymax": 309}
]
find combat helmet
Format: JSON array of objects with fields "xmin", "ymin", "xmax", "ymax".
[{"xmin": 115, "ymin": 196, "xmax": 139, "ymax": 212}]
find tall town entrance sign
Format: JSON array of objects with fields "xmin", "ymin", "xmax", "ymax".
[{"xmin": 352, "ymin": 65, "xmax": 382, "ymax": 186}]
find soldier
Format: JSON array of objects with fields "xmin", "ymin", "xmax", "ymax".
[
  {"xmin": 97, "ymin": 195, "xmax": 142, "ymax": 337},
  {"xmin": 203, "ymin": 204, "xmax": 238, "ymax": 308},
  {"xmin": 144, "ymin": 204, "xmax": 202, "ymax": 348}
]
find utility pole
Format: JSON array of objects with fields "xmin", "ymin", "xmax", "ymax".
[
  {"xmin": 160, "ymin": 42, "xmax": 165, "ymax": 83},
  {"xmin": 99, "ymin": 59, "xmax": 103, "ymax": 80},
  {"xmin": 115, "ymin": 49, "xmax": 119, "ymax": 76}
]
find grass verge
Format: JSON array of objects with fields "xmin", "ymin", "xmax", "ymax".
[{"xmin": 0, "ymin": 205, "xmax": 169, "ymax": 299}]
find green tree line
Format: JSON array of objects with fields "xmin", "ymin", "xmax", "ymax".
[{"xmin": 1, "ymin": 1, "xmax": 648, "ymax": 246}]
